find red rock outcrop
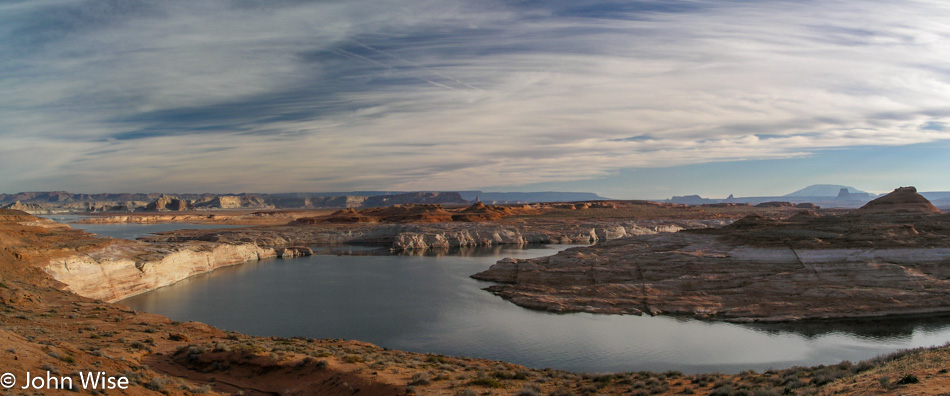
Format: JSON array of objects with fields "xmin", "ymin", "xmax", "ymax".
[
  {"xmin": 307, "ymin": 203, "xmax": 531, "ymax": 224},
  {"xmin": 297, "ymin": 208, "xmax": 380, "ymax": 224},
  {"xmin": 451, "ymin": 202, "xmax": 515, "ymax": 222}
]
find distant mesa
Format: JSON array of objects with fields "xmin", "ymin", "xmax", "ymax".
[
  {"xmin": 669, "ymin": 184, "xmax": 883, "ymax": 208},
  {"xmin": 784, "ymin": 184, "xmax": 869, "ymax": 197},
  {"xmin": 701, "ymin": 202, "xmax": 752, "ymax": 208},
  {"xmin": 146, "ymin": 194, "xmax": 193, "ymax": 211},
  {"xmin": 457, "ymin": 191, "xmax": 609, "ymax": 204},
  {"xmin": 362, "ymin": 192, "xmax": 467, "ymax": 207},
  {"xmin": 0, "ymin": 190, "xmax": 613, "ymax": 214},
  {"xmin": 669, "ymin": 195, "xmax": 714, "ymax": 205},
  {"xmin": 193, "ymin": 195, "xmax": 273, "ymax": 210},
  {"xmin": 836, "ymin": 188, "xmax": 850, "ymax": 200}
]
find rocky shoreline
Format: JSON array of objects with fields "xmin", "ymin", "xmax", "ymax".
[
  {"xmin": 473, "ymin": 232, "xmax": 950, "ymax": 322},
  {"xmin": 44, "ymin": 242, "xmax": 278, "ymax": 302},
  {"xmin": 140, "ymin": 220, "xmax": 708, "ymax": 251},
  {"xmin": 473, "ymin": 187, "xmax": 950, "ymax": 322},
  {"xmin": 38, "ymin": 215, "xmax": 712, "ymax": 304}
]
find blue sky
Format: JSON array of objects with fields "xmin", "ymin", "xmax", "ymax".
[{"xmin": 2, "ymin": 0, "xmax": 949, "ymax": 198}]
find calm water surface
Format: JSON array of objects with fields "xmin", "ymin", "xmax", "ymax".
[
  {"xmin": 43, "ymin": 214, "xmax": 245, "ymax": 240},
  {"xmin": 121, "ymin": 244, "xmax": 950, "ymax": 374}
]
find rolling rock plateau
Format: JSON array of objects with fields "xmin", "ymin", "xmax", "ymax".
[
  {"xmin": 473, "ymin": 187, "xmax": 950, "ymax": 322},
  {"xmin": 4, "ymin": 190, "xmax": 950, "ymax": 394},
  {"xmin": 136, "ymin": 202, "xmax": 707, "ymax": 254},
  {"xmin": 41, "ymin": 201, "xmax": 729, "ymax": 303}
]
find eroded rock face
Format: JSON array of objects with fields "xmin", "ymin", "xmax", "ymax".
[
  {"xmin": 193, "ymin": 195, "xmax": 274, "ymax": 209},
  {"xmin": 851, "ymin": 186, "xmax": 941, "ymax": 215},
  {"xmin": 146, "ymin": 194, "xmax": 193, "ymax": 211},
  {"xmin": 275, "ymin": 246, "xmax": 314, "ymax": 258},
  {"xmin": 378, "ymin": 222, "xmax": 689, "ymax": 250},
  {"xmin": 473, "ymin": 187, "xmax": 950, "ymax": 322},
  {"xmin": 0, "ymin": 201, "xmax": 52, "ymax": 214},
  {"xmin": 44, "ymin": 242, "xmax": 276, "ymax": 302},
  {"xmin": 142, "ymin": 220, "xmax": 706, "ymax": 251},
  {"xmin": 473, "ymin": 233, "xmax": 950, "ymax": 321}
]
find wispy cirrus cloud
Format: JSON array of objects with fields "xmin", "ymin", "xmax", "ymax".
[{"xmin": 1, "ymin": 0, "xmax": 949, "ymax": 193}]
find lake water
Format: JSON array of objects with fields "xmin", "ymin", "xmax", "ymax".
[
  {"xmin": 120, "ymin": 244, "xmax": 950, "ymax": 374},
  {"xmin": 42, "ymin": 214, "xmax": 246, "ymax": 240}
]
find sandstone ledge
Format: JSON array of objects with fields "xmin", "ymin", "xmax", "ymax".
[
  {"xmin": 44, "ymin": 242, "xmax": 277, "ymax": 302},
  {"xmin": 472, "ymin": 187, "xmax": 950, "ymax": 322},
  {"xmin": 473, "ymin": 232, "xmax": 950, "ymax": 322},
  {"xmin": 141, "ymin": 220, "xmax": 712, "ymax": 251}
]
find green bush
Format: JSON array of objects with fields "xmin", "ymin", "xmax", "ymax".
[
  {"xmin": 469, "ymin": 377, "xmax": 504, "ymax": 388},
  {"xmin": 896, "ymin": 374, "xmax": 919, "ymax": 385}
]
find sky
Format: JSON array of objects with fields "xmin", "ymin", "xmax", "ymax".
[{"xmin": 2, "ymin": 0, "xmax": 950, "ymax": 199}]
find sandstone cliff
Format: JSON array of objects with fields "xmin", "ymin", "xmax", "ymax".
[
  {"xmin": 44, "ymin": 242, "xmax": 276, "ymax": 302},
  {"xmin": 0, "ymin": 200, "xmax": 52, "ymax": 214},
  {"xmin": 146, "ymin": 194, "xmax": 193, "ymax": 211},
  {"xmin": 193, "ymin": 194, "xmax": 274, "ymax": 210},
  {"xmin": 145, "ymin": 220, "xmax": 705, "ymax": 251},
  {"xmin": 380, "ymin": 222, "xmax": 673, "ymax": 250}
]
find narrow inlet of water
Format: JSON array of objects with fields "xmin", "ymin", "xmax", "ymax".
[{"xmin": 42, "ymin": 214, "xmax": 246, "ymax": 240}]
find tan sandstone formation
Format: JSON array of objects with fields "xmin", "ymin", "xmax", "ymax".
[
  {"xmin": 141, "ymin": 220, "xmax": 704, "ymax": 252},
  {"xmin": 473, "ymin": 187, "xmax": 950, "ymax": 322},
  {"xmin": 44, "ymin": 242, "xmax": 276, "ymax": 302},
  {"xmin": 193, "ymin": 195, "xmax": 274, "ymax": 210},
  {"xmin": 146, "ymin": 194, "xmax": 193, "ymax": 211}
]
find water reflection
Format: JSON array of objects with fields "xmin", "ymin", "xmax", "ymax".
[
  {"xmin": 120, "ymin": 244, "xmax": 950, "ymax": 374},
  {"xmin": 39, "ymin": 214, "xmax": 246, "ymax": 240},
  {"xmin": 746, "ymin": 315, "xmax": 950, "ymax": 341},
  {"xmin": 317, "ymin": 243, "xmax": 583, "ymax": 257}
]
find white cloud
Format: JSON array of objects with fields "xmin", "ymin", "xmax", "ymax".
[{"xmin": 2, "ymin": 0, "xmax": 950, "ymax": 193}]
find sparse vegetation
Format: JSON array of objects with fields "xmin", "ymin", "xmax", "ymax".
[
  {"xmin": 469, "ymin": 377, "xmax": 505, "ymax": 388},
  {"xmin": 5, "ymin": 203, "xmax": 950, "ymax": 396}
]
